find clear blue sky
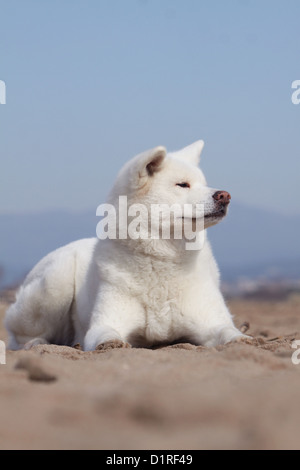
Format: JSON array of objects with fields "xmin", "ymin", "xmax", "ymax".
[{"xmin": 1, "ymin": 0, "xmax": 300, "ymax": 215}]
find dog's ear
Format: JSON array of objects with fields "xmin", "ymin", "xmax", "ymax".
[
  {"xmin": 136, "ymin": 146, "xmax": 167, "ymax": 179},
  {"xmin": 171, "ymin": 140, "xmax": 204, "ymax": 167},
  {"xmin": 108, "ymin": 146, "xmax": 167, "ymax": 202}
]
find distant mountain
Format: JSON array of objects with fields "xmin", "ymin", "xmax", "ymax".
[
  {"xmin": 209, "ymin": 202, "xmax": 300, "ymax": 280},
  {"xmin": 0, "ymin": 203, "xmax": 299, "ymax": 288},
  {"xmin": 0, "ymin": 210, "xmax": 97, "ymax": 288}
]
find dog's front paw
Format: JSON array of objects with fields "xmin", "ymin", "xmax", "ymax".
[{"xmin": 95, "ymin": 339, "xmax": 132, "ymax": 351}]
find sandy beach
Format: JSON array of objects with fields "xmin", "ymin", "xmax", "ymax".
[{"xmin": 1, "ymin": 292, "xmax": 300, "ymax": 450}]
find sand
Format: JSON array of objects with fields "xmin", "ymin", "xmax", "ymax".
[{"xmin": 0, "ymin": 292, "xmax": 300, "ymax": 450}]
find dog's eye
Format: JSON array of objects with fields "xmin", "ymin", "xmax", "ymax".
[{"xmin": 176, "ymin": 182, "xmax": 190, "ymax": 188}]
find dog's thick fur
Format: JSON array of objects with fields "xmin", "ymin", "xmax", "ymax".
[{"xmin": 5, "ymin": 141, "xmax": 245, "ymax": 350}]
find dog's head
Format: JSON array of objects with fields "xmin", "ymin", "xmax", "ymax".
[{"xmin": 108, "ymin": 140, "xmax": 231, "ymax": 237}]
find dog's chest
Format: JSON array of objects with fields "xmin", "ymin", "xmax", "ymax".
[{"xmin": 136, "ymin": 264, "xmax": 185, "ymax": 344}]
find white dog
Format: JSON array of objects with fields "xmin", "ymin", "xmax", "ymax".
[{"xmin": 5, "ymin": 140, "xmax": 246, "ymax": 350}]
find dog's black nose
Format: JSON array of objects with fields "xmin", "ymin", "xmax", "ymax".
[{"xmin": 212, "ymin": 191, "xmax": 231, "ymax": 205}]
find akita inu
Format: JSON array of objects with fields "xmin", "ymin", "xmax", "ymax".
[{"xmin": 5, "ymin": 140, "xmax": 246, "ymax": 350}]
